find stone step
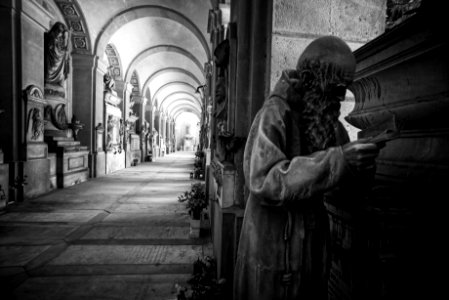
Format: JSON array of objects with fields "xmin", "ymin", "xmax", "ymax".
[
  {"xmin": 52, "ymin": 136, "xmax": 74, "ymax": 141},
  {"xmin": 56, "ymin": 140, "xmax": 81, "ymax": 147},
  {"xmin": 63, "ymin": 145, "xmax": 88, "ymax": 152},
  {"xmin": 12, "ymin": 274, "xmax": 190, "ymax": 300}
]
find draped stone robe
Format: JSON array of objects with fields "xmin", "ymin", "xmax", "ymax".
[{"xmin": 234, "ymin": 70, "xmax": 352, "ymax": 300}]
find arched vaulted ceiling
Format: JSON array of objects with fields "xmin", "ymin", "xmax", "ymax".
[{"xmin": 76, "ymin": 0, "xmax": 211, "ymax": 121}]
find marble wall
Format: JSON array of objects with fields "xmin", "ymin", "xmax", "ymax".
[{"xmin": 271, "ymin": 0, "xmax": 387, "ymax": 88}]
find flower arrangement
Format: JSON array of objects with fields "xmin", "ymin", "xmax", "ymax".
[
  {"xmin": 176, "ymin": 256, "xmax": 225, "ymax": 300},
  {"xmin": 178, "ymin": 182, "xmax": 207, "ymax": 220}
]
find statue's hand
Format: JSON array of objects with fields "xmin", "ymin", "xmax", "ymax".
[{"xmin": 342, "ymin": 138, "xmax": 381, "ymax": 172}]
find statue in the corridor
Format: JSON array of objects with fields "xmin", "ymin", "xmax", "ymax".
[
  {"xmin": 104, "ymin": 72, "xmax": 116, "ymax": 94},
  {"xmin": 234, "ymin": 36, "xmax": 382, "ymax": 300},
  {"xmin": 44, "ymin": 22, "xmax": 70, "ymax": 88}
]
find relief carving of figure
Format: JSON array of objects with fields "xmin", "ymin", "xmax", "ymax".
[
  {"xmin": 27, "ymin": 108, "xmax": 44, "ymax": 140},
  {"xmin": 45, "ymin": 22, "xmax": 70, "ymax": 87}
]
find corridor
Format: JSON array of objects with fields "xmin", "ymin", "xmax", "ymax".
[{"xmin": 0, "ymin": 152, "xmax": 211, "ymax": 300}]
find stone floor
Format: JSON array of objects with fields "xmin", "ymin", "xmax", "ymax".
[{"xmin": 0, "ymin": 152, "xmax": 211, "ymax": 300}]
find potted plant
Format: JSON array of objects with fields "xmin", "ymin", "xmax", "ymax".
[
  {"xmin": 178, "ymin": 182, "xmax": 207, "ymax": 238},
  {"xmin": 176, "ymin": 256, "xmax": 226, "ymax": 300}
]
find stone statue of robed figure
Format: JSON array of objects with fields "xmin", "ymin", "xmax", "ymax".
[{"xmin": 44, "ymin": 22, "xmax": 70, "ymax": 98}]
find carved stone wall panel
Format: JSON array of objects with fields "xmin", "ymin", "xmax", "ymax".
[
  {"xmin": 54, "ymin": 0, "xmax": 91, "ymax": 55},
  {"xmin": 105, "ymin": 44, "xmax": 123, "ymax": 81},
  {"xmin": 25, "ymin": 86, "xmax": 46, "ymax": 143},
  {"xmin": 348, "ymin": 46, "xmax": 449, "ymax": 130},
  {"xmin": 329, "ymin": 13, "xmax": 449, "ymax": 299},
  {"xmin": 24, "ymin": 85, "xmax": 49, "ymax": 160}
]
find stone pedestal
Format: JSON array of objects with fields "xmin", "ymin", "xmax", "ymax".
[
  {"xmin": 208, "ymin": 158, "xmax": 244, "ymax": 296},
  {"xmin": 104, "ymin": 93, "xmax": 125, "ymax": 174},
  {"xmin": 106, "ymin": 151, "xmax": 125, "ymax": 174},
  {"xmin": 23, "ymin": 86, "xmax": 51, "ymax": 199},
  {"xmin": 212, "ymin": 160, "xmax": 236, "ymax": 208},
  {"xmin": 153, "ymin": 146, "xmax": 160, "ymax": 159},
  {"xmin": 326, "ymin": 11, "xmax": 449, "ymax": 299},
  {"xmin": 125, "ymin": 115, "xmax": 141, "ymax": 167},
  {"xmin": 48, "ymin": 153, "xmax": 56, "ymax": 190},
  {"xmin": 210, "ymin": 201, "xmax": 244, "ymax": 298},
  {"xmin": 189, "ymin": 218, "xmax": 201, "ymax": 239},
  {"xmin": 94, "ymin": 123, "xmax": 106, "ymax": 177},
  {"xmin": 126, "ymin": 133, "xmax": 142, "ymax": 167},
  {"xmin": 46, "ymin": 136, "xmax": 89, "ymax": 188}
]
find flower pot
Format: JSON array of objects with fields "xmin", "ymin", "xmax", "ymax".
[{"xmin": 190, "ymin": 218, "xmax": 201, "ymax": 238}]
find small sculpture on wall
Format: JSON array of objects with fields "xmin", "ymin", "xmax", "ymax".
[
  {"xmin": 44, "ymin": 22, "xmax": 70, "ymax": 97},
  {"xmin": 215, "ymin": 131, "xmax": 246, "ymax": 163},
  {"xmin": 104, "ymin": 72, "xmax": 116, "ymax": 94},
  {"xmin": 27, "ymin": 108, "xmax": 44, "ymax": 141},
  {"xmin": 68, "ymin": 115, "xmax": 84, "ymax": 141}
]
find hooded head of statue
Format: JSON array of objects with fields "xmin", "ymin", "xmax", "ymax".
[{"xmin": 287, "ymin": 35, "xmax": 356, "ymax": 154}]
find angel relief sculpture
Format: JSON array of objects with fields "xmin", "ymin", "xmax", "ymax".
[{"xmin": 27, "ymin": 108, "xmax": 44, "ymax": 141}]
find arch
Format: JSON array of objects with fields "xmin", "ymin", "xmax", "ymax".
[
  {"xmin": 160, "ymin": 92, "xmax": 202, "ymax": 110},
  {"xmin": 54, "ymin": 0, "xmax": 91, "ymax": 54},
  {"xmin": 105, "ymin": 43, "xmax": 123, "ymax": 80},
  {"xmin": 145, "ymin": 71, "xmax": 202, "ymax": 100},
  {"xmin": 172, "ymin": 105, "xmax": 201, "ymax": 120},
  {"xmin": 152, "ymin": 81, "xmax": 197, "ymax": 101},
  {"xmin": 142, "ymin": 67, "xmax": 202, "ymax": 98},
  {"xmin": 95, "ymin": 5, "xmax": 210, "ymax": 59},
  {"xmin": 125, "ymin": 45, "xmax": 204, "ymax": 81},
  {"xmin": 166, "ymin": 98, "xmax": 201, "ymax": 114}
]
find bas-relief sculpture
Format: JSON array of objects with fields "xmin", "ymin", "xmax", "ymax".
[
  {"xmin": 27, "ymin": 108, "xmax": 44, "ymax": 141},
  {"xmin": 212, "ymin": 39, "xmax": 245, "ymax": 163},
  {"xmin": 24, "ymin": 85, "xmax": 47, "ymax": 145},
  {"xmin": 44, "ymin": 22, "xmax": 70, "ymax": 98},
  {"xmin": 44, "ymin": 103, "xmax": 69, "ymax": 131}
]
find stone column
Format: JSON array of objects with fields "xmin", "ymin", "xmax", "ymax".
[
  {"xmin": 160, "ymin": 112, "xmax": 167, "ymax": 156},
  {"xmin": 170, "ymin": 120, "xmax": 175, "ymax": 152},
  {"xmin": 0, "ymin": 2, "xmax": 23, "ymax": 177},
  {"xmin": 166, "ymin": 118, "xmax": 170, "ymax": 153},
  {"xmin": 92, "ymin": 58, "xmax": 108, "ymax": 177},
  {"xmin": 153, "ymin": 110, "xmax": 159, "ymax": 158},
  {"xmin": 72, "ymin": 53, "xmax": 96, "ymax": 177},
  {"xmin": 123, "ymin": 82, "xmax": 133, "ymax": 166}
]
